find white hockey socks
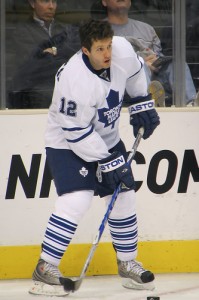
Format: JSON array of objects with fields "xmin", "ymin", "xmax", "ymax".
[
  {"xmin": 41, "ymin": 190, "xmax": 93, "ymax": 266},
  {"xmin": 106, "ymin": 190, "xmax": 138, "ymax": 261},
  {"xmin": 108, "ymin": 213, "xmax": 138, "ymax": 261},
  {"xmin": 41, "ymin": 213, "xmax": 77, "ymax": 266}
]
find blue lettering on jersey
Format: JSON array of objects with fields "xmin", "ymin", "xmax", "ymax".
[{"xmin": 98, "ymin": 90, "xmax": 122, "ymax": 129}]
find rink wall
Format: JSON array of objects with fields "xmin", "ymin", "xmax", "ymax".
[{"xmin": 0, "ymin": 108, "xmax": 199, "ymax": 279}]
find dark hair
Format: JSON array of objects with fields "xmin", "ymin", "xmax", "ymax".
[{"xmin": 79, "ymin": 19, "xmax": 114, "ymax": 51}]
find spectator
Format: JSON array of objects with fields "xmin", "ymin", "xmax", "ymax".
[
  {"xmin": 8, "ymin": 0, "xmax": 80, "ymax": 109},
  {"xmin": 94, "ymin": 0, "xmax": 197, "ymax": 106}
]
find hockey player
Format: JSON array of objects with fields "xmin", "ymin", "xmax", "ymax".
[{"xmin": 29, "ymin": 19, "xmax": 160, "ymax": 296}]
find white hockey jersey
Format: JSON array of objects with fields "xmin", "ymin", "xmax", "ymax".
[{"xmin": 45, "ymin": 36, "xmax": 148, "ymax": 162}]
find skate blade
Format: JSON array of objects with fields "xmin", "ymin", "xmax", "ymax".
[
  {"xmin": 29, "ymin": 281, "xmax": 69, "ymax": 297},
  {"xmin": 121, "ymin": 277, "xmax": 155, "ymax": 291}
]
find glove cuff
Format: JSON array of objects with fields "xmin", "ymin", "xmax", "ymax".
[
  {"xmin": 99, "ymin": 152, "xmax": 125, "ymax": 173},
  {"xmin": 128, "ymin": 99, "xmax": 155, "ymax": 115}
]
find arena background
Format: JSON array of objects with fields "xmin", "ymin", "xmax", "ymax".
[{"xmin": 0, "ymin": 108, "xmax": 198, "ymax": 279}]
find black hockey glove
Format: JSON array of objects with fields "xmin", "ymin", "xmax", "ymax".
[
  {"xmin": 128, "ymin": 94, "xmax": 160, "ymax": 139},
  {"xmin": 98, "ymin": 151, "xmax": 135, "ymax": 190}
]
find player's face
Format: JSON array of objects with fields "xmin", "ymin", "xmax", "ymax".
[
  {"xmin": 82, "ymin": 38, "xmax": 112, "ymax": 70},
  {"xmin": 30, "ymin": 0, "xmax": 57, "ymax": 22},
  {"xmin": 102, "ymin": 0, "xmax": 131, "ymax": 11}
]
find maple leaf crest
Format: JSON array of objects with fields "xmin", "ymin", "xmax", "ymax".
[{"xmin": 98, "ymin": 90, "xmax": 123, "ymax": 128}]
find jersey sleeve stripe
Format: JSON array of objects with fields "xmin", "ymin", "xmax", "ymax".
[
  {"xmin": 65, "ymin": 126, "xmax": 94, "ymax": 143},
  {"xmin": 62, "ymin": 126, "xmax": 90, "ymax": 132}
]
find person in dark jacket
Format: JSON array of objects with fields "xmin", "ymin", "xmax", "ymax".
[{"xmin": 8, "ymin": 0, "xmax": 80, "ymax": 109}]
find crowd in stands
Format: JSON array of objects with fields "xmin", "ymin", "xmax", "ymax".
[{"xmin": 5, "ymin": 0, "xmax": 199, "ymax": 108}]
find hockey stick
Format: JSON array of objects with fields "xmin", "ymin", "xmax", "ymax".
[{"xmin": 60, "ymin": 127, "xmax": 144, "ymax": 293}]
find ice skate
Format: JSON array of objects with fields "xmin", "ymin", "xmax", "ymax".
[
  {"xmin": 117, "ymin": 259, "xmax": 155, "ymax": 290},
  {"xmin": 29, "ymin": 259, "xmax": 69, "ymax": 296}
]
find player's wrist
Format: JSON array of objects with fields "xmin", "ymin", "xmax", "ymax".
[
  {"xmin": 128, "ymin": 99, "xmax": 155, "ymax": 116},
  {"xmin": 98, "ymin": 152, "xmax": 125, "ymax": 173},
  {"xmin": 128, "ymin": 95, "xmax": 159, "ymax": 140}
]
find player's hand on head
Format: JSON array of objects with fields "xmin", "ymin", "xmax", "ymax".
[
  {"xmin": 128, "ymin": 94, "xmax": 160, "ymax": 139},
  {"xmin": 98, "ymin": 152, "xmax": 135, "ymax": 190}
]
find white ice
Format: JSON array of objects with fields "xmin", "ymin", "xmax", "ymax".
[{"xmin": 0, "ymin": 273, "xmax": 199, "ymax": 300}]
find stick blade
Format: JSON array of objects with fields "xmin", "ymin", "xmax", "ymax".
[{"xmin": 59, "ymin": 277, "xmax": 82, "ymax": 292}]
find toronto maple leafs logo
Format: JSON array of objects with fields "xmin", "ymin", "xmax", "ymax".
[
  {"xmin": 79, "ymin": 167, "xmax": 88, "ymax": 177},
  {"xmin": 98, "ymin": 90, "xmax": 123, "ymax": 128}
]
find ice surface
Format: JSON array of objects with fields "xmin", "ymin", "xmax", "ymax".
[{"xmin": 0, "ymin": 273, "xmax": 199, "ymax": 300}]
